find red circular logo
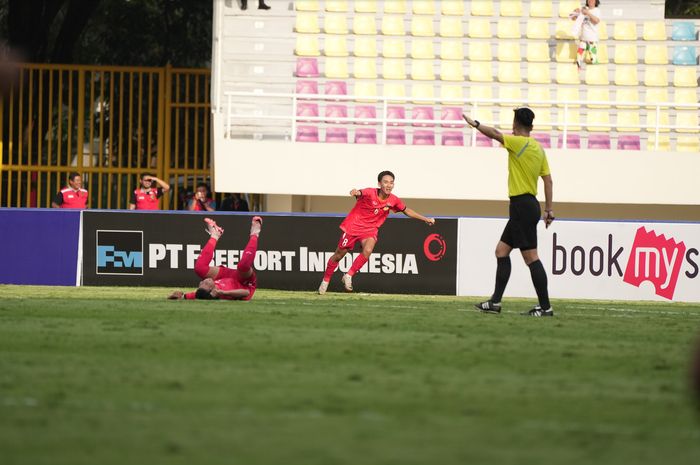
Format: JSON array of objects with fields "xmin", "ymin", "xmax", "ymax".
[{"xmin": 423, "ymin": 234, "xmax": 446, "ymax": 261}]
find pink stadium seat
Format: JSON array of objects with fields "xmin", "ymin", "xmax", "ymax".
[
  {"xmin": 557, "ymin": 133, "xmax": 581, "ymax": 149},
  {"xmin": 476, "ymin": 133, "xmax": 494, "ymax": 147},
  {"xmin": 532, "ymin": 133, "xmax": 551, "ymax": 148},
  {"xmin": 354, "ymin": 128, "xmax": 377, "ymax": 144},
  {"xmin": 441, "ymin": 131, "xmax": 465, "ymax": 146},
  {"xmin": 412, "ymin": 106, "xmax": 435, "ymax": 127},
  {"xmin": 387, "ymin": 105, "xmax": 407, "ymax": 126},
  {"xmin": 296, "ymin": 80, "xmax": 319, "ymax": 96},
  {"xmin": 296, "ymin": 58, "xmax": 320, "ymax": 77},
  {"xmin": 296, "ymin": 125, "xmax": 320, "ymax": 142},
  {"xmin": 440, "ymin": 107, "xmax": 465, "ymax": 128},
  {"xmin": 412, "ymin": 130, "xmax": 435, "ymax": 145},
  {"xmin": 296, "ymin": 103, "xmax": 319, "ymax": 122},
  {"xmin": 325, "ymin": 104, "xmax": 347, "ymax": 123},
  {"xmin": 324, "ymin": 80, "xmax": 347, "ymax": 96},
  {"xmin": 588, "ymin": 134, "xmax": 611, "ymax": 149},
  {"xmin": 386, "ymin": 129, "xmax": 406, "ymax": 145},
  {"xmin": 325, "ymin": 127, "xmax": 348, "ymax": 143},
  {"xmin": 617, "ymin": 135, "xmax": 641, "ymax": 150},
  {"xmin": 353, "ymin": 105, "xmax": 377, "ymax": 124}
]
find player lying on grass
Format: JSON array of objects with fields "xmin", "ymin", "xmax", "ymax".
[
  {"xmin": 168, "ymin": 216, "xmax": 262, "ymax": 301},
  {"xmin": 318, "ymin": 170, "xmax": 435, "ymax": 294}
]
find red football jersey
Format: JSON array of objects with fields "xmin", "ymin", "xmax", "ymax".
[
  {"xmin": 132, "ymin": 188, "xmax": 162, "ymax": 210},
  {"xmin": 57, "ymin": 187, "xmax": 88, "ymax": 209},
  {"xmin": 212, "ymin": 274, "xmax": 256, "ymax": 301},
  {"xmin": 340, "ymin": 188, "xmax": 406, "ymax": 236}
]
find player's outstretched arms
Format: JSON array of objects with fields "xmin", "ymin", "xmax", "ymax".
[
  {"xmin": 349, "ymin": 188, "xmax": 362, "ymax": 197},
  {"xmin": 168, "ymin": 291, "xmax": 184, "ymax": 300},
  {"xmin": 403, "ymin": 208, "xmax": 436, "ymax": 226},
  {"xmin": 211, "ymin": 288, "xmax": 251, "ymax": 299}
]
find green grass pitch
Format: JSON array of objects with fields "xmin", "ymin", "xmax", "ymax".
[{"xmin": 1, "ymin": 285, "xmax": 700, "ymax": 465}]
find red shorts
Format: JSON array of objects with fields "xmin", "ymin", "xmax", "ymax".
[{"xmin": 337, "ymin": 231, "xmax": 377, "ymax": 250}]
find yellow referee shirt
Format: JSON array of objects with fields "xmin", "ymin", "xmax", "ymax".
[{"xmin": 502, "ymin": 134, "xmax": 551, "ymax": 197}]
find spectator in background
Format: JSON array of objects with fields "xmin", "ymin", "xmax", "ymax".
[
  {"xmin": 52, "ymin": 172, "xmax": 89, "ymax": 209},
  {"xmin": 241, "ymin": 0, "xmax": 270, "ymax": 10},
  {"xmin": 570, "ymin": 0, "xmax": 602, "ymax": 69},
  {"xmin": 129, "ymin": 173, "xmax": 170, "ymax": 210},
  {"xmin": 187, "ymin": 182, "xmax": 216, "ymax": 212},
  {"xmin": 220, "ymin": 193, "xmax": 250, "ymax": 212}
]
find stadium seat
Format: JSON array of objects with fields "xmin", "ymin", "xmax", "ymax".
[
  {"xmin": 475, "ymin": 132, "xmax": 495, "ymax": 147},
  {"xmin": 440, "ymin": 40, "xmax": 464, "ymax": 60},
  {"xmin": 439, "ymin": 17, "xmax": 464, "ymax": 37},
  {"xmin": 498, "ymin": 62, "xmax": 521, "ymax": 83},
  {"xmin": 558, "ymin": 133, "xmax": 581, "ymax": 149},
  {"xmin": 469, "ymin": 19, "xmax": 492, "ymax": 38},
  {"xmin": 353, "ymin": 105, "xmax": 376, "ymax": 124},
  {"xmin": 411, "ymin": 60, "xmax": 435, "ymax": 80},
  {"xmin": 382, "ymin": 38, "xmax": 406, "ymax": 58},
  {"xmin": 296, "ymin": 103, "xmax": 319, "ymax": 122},
  {"xmin": 585, "ymin": 65, "xmax": 609, "ymax": 85},
  {"xmin": 385, "ymin": 105, "xmax": 406, "ymax": 126},
  {"xmin": 498, "ymin": 86, "xmax": 523, "ymax": 106},
  {"xmin": 500, "ymin": 0, "xmax": 523, "ymax": 17},
  {"xmin": 441, "ymin": 1, "xmax": 464, "ymax": 16},
  {"xmin": 643, "ymin": 44, "xmax": 668, "ymax": 64},
  {"xmin": 597, "ymin": 21, "xmax": 609, "ymax": 40},
  {"xmin": 615, "ymin": 88, "xmax": 640, "ymax": 109},
  {"xmin": 643, "ymin": 21, "xmax": 666, "ymax": 40},
  {"xmin": 672, "ymin": 22, "xmax": 697, "ymax": 41},
  {"xmin": 411, "ymin": 83, "xmax": 435, "ymax": 103},
  {"xmin": 411, "ymin": 16, "xmax": 435, "ymax": 37},
  {"xmin": 296, "ymin": 0, "xmax": 319, "ymax": 11},
  {"xmin": 354, "ymin": 128, "xmax": 377, "ymax": 144},
  {"xmin": 555, "ymin": 87, "xmax": 578, "ymax": 107},
  {"xmin": 676, "ymin": 112, "xmax": 700, "ymax": 133},
  {"xmin": 677, "ymin": 136, "xmax": 700, "ymax": 152},
  {"xmin": 556, "ymin": 63, "xmax": 580, "ymax": 84},
  {"xmin": 527, "ymin": 62, "xmax": 551, "ymax": 84},
  {"xmin": 644, "ymin": 66, "xmax": 669, "ymax": 87},
  {"xmin": 352, "ymin": 37, "xmax": 376, "ymax": 57},
  {"xmin": 295, "ymin": 12, "xmax": 320, "ymax": 33},
  {"xmin": 646, "ymin": 135, "xmax": 670, "ymax": 151},
  {"xmin": 441, "ymin": 131, "xmax": 465, "ymax": 146},
  {"xmin": 354, "ymin": 58, "xmax": 377, "ymax": 79},
  {"xmin": 673, "ymin": 67, "xmax": 698, "ymax": 87},
  {"xmin": 587, "ymin": 134, "xmax": 611, "ymax": 149},
  {"xmin": 472, "ymin": 107, "xmax": 494, "ymax": 125},
  {"xmin": 644, "ymin": 87, "xmax": 669, "ymax": 109},
  {"xmin": 383, "ymin": 0, "xmax": 406, "ymax": 14},
  {"xmin": 412, "ymin": 0, "xmax": 436, "ymax": 15},
  {"xmin": 614, "ymin": 44, "xmax": 638, "ymax": 64},
  {"xmin": 353, "ymin": 15, "xmax": 376, "ymax": 34},
  {"xmin": 526, "ymin": 19, "xmax": 550, "ymax": 39},
  {"xmin": 325, "ymin": 14, "xmax": 349, "ymax": 34},
  {"xmin": 646, "ymin": 111, "xmax": 670, "ymax": 133},
  {"xmin": 353, "ymin": 81, "xmax": 376, "ymax": 102},
  {"xmin": 614, "ymin": 66, "xmax": 639, "ymax": 86},
  {"xmin": 412, "ymin": 106, "xmax": 435, "ymax": 127},
  {"xmin": 383, "ymin": 59, "xmax": 406, "ymax": 79},
  {"xmin": 325, "ymin": 127, "xmax": 348, "ymax": 143},
  {"xmin": 498, "ymin": 107, "xmax": 515, "ymax": 128},
  {"xmin": 441, "ymin": 106, "xmax": 465, "ymax": 128},
  {"xmin": 412, "ymin": 130, "xmax": 435, "ymax": 145},
  {"xmin": 383, "ymin": 82, "xmax": 407, "ymax": 103},
  {"xmin": 614, "ymin": 21, "xmax": 637, "ymax": 40},
  {"xmin": 555, "ymin": 42, "xmax": 576, "ymax": 62},
  {"xmin": 526, "ymin": 42, "xmax": 550, "ymax": 62},
  {"xmin": 386, "ymin": 128, "xmax": 406, "ymax": 144},
  {"xmin": 532, "ymin": 133, "xmax": 551, "ymax": 148},
  {"xmin": 468, "ymin": 85, "xmax": 493, "ymax": 103},
  {"xmin": 529, "ymin": 0, "xmax": 553, "ymax": 17},
  {"xmin": 586, "ymin": 87, "xmax": 610, "ymax": 108},
  {"xmin": 326, "ymin": 36, "xmax": 349, "ymax": 57},
  {"xmin": 533, "ymin": 108, "xmax": 552, "ymax": 130},
  {"xmin": 468, "ymin": 42, "xmax": 492, "ymax": 61},
  {"xmin": 596, "ymin": 43, "xmax": 610, "ymax": 63},
  {"xmin": 673, "ymin": 88, "xmax": 698, "ymax": 108},
  {"xmin": 325, "ymin": 0, "xmax": 348, "ymax": 12},
  {"xmin": 557, "ymin": 108, "xmax": 581, "ymax": 131},
  {"xmin": 441, "ymin": 60, "xmax": 465, "ymax": 81},
  {"xmin": 296, "ymin": 35, "xmax": 320, "ymax": 56},
  {"xmin": 296, "ymin": 80, "xmax": 318, "ymax": 96},
  {"xmin": 672, "ymin": 46, "xmax": 697, "ymax": 65},
  {"xmin": 296, "ymin": 125, "xmax": 319, "ymax": 142},
  {"xmin": 617, "ymin": 135, "xmax": 641, "ymax": 150},
  {"xmin": 471, "ymin": 0, "xmax": 494, "ymax": 16},
  {"xmin": 325, "ymin": 58, "xmax": 349, "ymax": 78},
  {"xmin": 498, "ymin": 42, "xmax": 521, "ymax": 61},
  {"xmin": 529, "ymin": 86, "xmax": 553, "ymax": 107},
  {"xmin": 354, "ymin": 0, "xmax": 377, "ymax": 13},
  {"xmin": 586, "ymin": 110, "xmax": 611, "ymax": 132},
  {"xmin": 440, "ymin": 84, "xmax": 464, "ymax": 105},
  {"xmin": 296, "ymin": 57, "xmax": 320, "ymax": 77},
  {"xmin": 325, "ymin": 80, "xmax": 347, "ymax": 96},
  {"xmin": 616, "ymin": 111, "xmax": 641, "ymax": 132},
  {"xmin": 558, "ymin": 0, "xmax": 579, "ymax": 18},
  {"xmin": 555, "ymin": 20, "xmax": 575, "ymax": 40},
  {"xmin": 497, "ymin": 19, "xmax": 521, "ymax": 39},
  {"xmin": 381, "ymin": 15, "xmax": 405, "ymax": 35},
  {"xmin": 411, "ymin": 40, "xmax": 435, "ymax": 59}
]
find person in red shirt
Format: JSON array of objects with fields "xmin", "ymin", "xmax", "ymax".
[
  {"xmin": 318, "ymin": 171, "xmax": 435, "ymax": 294},
  {"xmin": 187, "ymin": 183, "xmax": 216, "ymax": 212},
  {"xmin": 51, "ymin": 171, "xmax": 89, "ymax": 209},
  {"xmin": 128, "ymin": 173, "xmax": 171, "ymax": 210},
  {"xmin": 168, "ymin": 216, "xmax": 262, "ymax": 301}
]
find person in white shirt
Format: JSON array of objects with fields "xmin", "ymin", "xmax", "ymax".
[{"xmin": 570, "ymin": 0, "xmax": 602, "ymax": 69}]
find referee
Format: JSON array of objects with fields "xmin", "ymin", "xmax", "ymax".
[{"xmin": 462, "ymin": 107, "xmax": 555, "ymax": 317}]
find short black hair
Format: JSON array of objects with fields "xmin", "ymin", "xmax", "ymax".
[
  {"xmin": 196, "ymin": 182, "xmax": 209, "ymax": 191},
  {"xmin": 194, "ymin": 288, "xmax": 215, "ymax": 300},
  {"xmin": 377, "ymin": 171, "xmax": 395, "ymax": 182},
  {"xmin": 141, "ymin": 173, "xmax": 154, "ymax": 180},
  {"xmin": 68, "ymin": 171, "xmax": 81, "ymax": 181},
  {"xmin": 513, "ymin": 107, "xmax": 535, "ymax": 130}
]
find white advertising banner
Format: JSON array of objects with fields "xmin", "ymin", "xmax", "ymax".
[{"xmin": 457, "ymin": 218, "xmax": 700, "ymax": 303}]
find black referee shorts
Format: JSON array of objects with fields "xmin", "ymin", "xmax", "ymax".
[{"xmin": 500, "ymin": 194, "xmax": 541, "ymax": 250}]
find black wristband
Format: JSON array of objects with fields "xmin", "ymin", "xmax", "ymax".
[{"xmin": 474, "ymin": 120, "xmax": 480, "ymax": 128}]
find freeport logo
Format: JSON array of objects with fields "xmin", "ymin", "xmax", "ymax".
[
  {"xmin": 423, "ymin": 233, "xmax": 446, "ymax": 262},
  {"xmin": 96, "ymin": 230, "xmax": 144, "ymax": 275}
]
